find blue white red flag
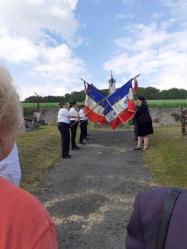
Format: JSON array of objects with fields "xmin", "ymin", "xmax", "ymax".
[
  {"xmin": 84, "ymin": 83, "xmax": 107, "ymax": 125},
  {"xmin": 103, "ymin": 80, "xmax": 135, "ymax": 129}
]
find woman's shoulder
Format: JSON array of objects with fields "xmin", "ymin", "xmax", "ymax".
[
  {"xmin": 0, "ymin": 177, "xmax": 51, "ymax": 220},
  {"xmin": 0, "ymin": 177, "xmax": 56, "ymax": 248}
]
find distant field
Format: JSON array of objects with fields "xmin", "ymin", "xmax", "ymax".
[
  {"xmin": 23, "ymin": 102, "xmax": 59, "ymax": 109},
  {"xmin": 147, "ymin": 99, "xmax": 187, "ymax": 108},
  {"xmin": 22, "ymin": 99, "xmax": 187, "ymax": 110}
]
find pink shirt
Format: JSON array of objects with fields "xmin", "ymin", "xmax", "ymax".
[{"xmin": 0, "ymin": 177, "xmax": 58, "ymax": 249}]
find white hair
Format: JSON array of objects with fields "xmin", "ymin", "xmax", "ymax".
[{"xmin": 0, "ymin": 66, "xmax": 23, "ymax": 134}]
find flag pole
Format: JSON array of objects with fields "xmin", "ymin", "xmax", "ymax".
[{"xmin": 131, "ymin": 73, "xmax": 141, "ymax": 81}]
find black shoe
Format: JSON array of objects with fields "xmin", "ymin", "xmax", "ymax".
[
  {"xmin": 63, "ymin": 154, "xmax": 72, "ymax": 159},
  {"xmin": 80, "ymin": 141, "xmax": 86, "ymax": 145},
  {"xmin": 134, "ymin": 147, "xmax": 142, "ymax": 151},
  {"xmin": 72, "ymin": 147, "xmax": 80, "ymax": 150}
]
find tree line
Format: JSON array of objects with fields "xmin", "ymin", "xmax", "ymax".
[{"xmin": 24, "ymin": 87, "xmax": 187, "ymax": 103}]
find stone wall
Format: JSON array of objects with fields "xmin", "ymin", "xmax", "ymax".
[
  {"xmin": 149, "ymin": 108, "xmax": 182, "ymax": 125},
  {"xmin": 39, "ymin": 108, "xmax": 184, "ymax": 126},
  {"xmin": 41, "ymin": 109, "xmax": 59, "ymax": 124}
]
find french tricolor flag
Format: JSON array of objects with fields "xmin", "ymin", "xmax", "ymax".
[
  {"xmin": 103, "ymin": 80, "xmax": 135, "ymax": 129},
  {"xmin": 84, "ymin": 84, "xmax": 107, "ymax": 125}
]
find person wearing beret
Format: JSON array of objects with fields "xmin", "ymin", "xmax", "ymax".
[{"xmin": 134, "ymin": 96, "xmax": 153, "ymax": 151}]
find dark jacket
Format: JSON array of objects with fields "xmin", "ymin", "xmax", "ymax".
[
  {"xmin": 134, "ymin": 103, "xmax": 153, "ymax": 136},
  {"xmin": 125, "ymin": 187, "xmax": 187, "ymax": 249}
]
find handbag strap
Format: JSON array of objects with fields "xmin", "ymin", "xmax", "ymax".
[{"xmin": 155, "ymin": 188, "xmax": 182, "ymax": 249}]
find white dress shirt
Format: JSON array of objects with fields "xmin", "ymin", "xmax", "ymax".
[
  {"xmin": 79, "ymin": 109, "xmax": 87, "ymax": 121},
  {"xmin": 58, "ymin": 108, "xmax": 70, "ymax": 124},
  {"xmin": 69, "ymin": 107, "xmax": 79, "ymax": 121},
  {"xmin": 0, "ymin": 143, "xmax": 21, "ymax": 186}
]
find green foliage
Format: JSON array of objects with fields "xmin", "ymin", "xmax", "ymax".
[
  {"xmin": 25, "ymin": 95, "xmax": 63, "ymax": 103},
  {"xmin": 68, "ymin": 90, "xmax": 85, "ymax": 103},
  {"xmin": 24, "ymin": 86, "xmax": 187, "ymax": 104},
  {"xmin": 160, "ymin": 88, "xmax": 187, "ymax": 99},
  {"xmin": 137, "ymin": 87, "xmax": 160, "ymax": 100}
]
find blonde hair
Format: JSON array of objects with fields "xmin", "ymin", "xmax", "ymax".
[{"xmin": 0, "ymin": 66, "xmax": 23, "ymax": 134}]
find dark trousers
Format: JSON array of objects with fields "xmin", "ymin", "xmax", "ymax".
[
  {"xmin": 79, "ymin": 120, "xmax": 87, "ymax": 143},
  {"xmin": 70, "ymin": 121, "xmax": 78, "ymax": 149},
  {"xmin": 85, "ymin": 120, "xmax": 88, "ymax": 138},
  {"xmin": 58, "ymin": 122, "xmax": 70, "ymax": 157}
]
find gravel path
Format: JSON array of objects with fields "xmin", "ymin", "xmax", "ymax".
[{"xmin": 37, "ymin": 130, "xmax": 152, "ymax": 249}]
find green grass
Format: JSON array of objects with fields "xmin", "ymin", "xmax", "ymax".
[
  {"xmin": 147, "ymin": 99, "xmax": 187, "ymax": 108},
  {"xmin": 22, "ymin": 102, "xmax": 59, "ymax": 109},
  {"xmin": 143, "ymin": 125, "xmax": 187, "ymax": 188},
  {"xmin": 17, "ymin": 125, "xmax": 61, "ymax": 193}
]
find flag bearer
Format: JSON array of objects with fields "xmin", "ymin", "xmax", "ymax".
[
  {"xmin": 58, "ymin": 100, "xmax": 78, "ymax": 159},
  {"xmin": 69, "ymin": 101, "xmax": 80, "ymax": 150},
  {"xmin": 79, "ymin": 105, "xmax": 87, "ymax": 144}
]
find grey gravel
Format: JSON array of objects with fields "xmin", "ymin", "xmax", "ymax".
[{"xmin": 37, "ymin": 130, "xmax": 152, "ymax": 249}]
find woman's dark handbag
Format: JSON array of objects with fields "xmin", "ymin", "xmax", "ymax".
[{"xmin": 155, "ymin": 188, "xmax": 182, "ymax": 249}]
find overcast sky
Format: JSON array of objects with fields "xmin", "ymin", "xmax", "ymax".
[{"xmin": 0, "ymin": 0, "xmax": 187, "ymax": 99}]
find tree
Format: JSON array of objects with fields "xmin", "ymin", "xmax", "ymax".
[
  {"xmin": 23, "ymin": 86, "xmax": 187, "ymax": 103},
  {"xmin": 160, "ymin": 88, "xmax": 187, "ymax": 99}
]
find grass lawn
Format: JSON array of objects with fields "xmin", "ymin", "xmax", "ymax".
[
  {"xmin": 17, "ymin": 125, "xmax": 61, "ymax": 193},
  {"xmin": 143, "ymin": 125, "xmax": 187, "ymax": 188},
  {"xmin": 147, "ymin": 99, "xmax": 187, "ymax": 108}
]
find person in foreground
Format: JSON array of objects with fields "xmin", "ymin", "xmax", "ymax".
[
  {"xmin": 134, "ymin": 96, "xmax": 153, "ymax": 151},
  {"xmin": 125, "ymin": 187, "xmax": 186, "ymax": 249},
  {"xmin": 0, "ymin": 66, "xmax": 58, "ymax": 249},
  {"xmin": 0, "ymin": 143, "xmax": 21, "ymax": 186}
]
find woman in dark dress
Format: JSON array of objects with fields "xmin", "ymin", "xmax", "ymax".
[{"xmin": 134, "ymin": 96, "xmax": 153, "ymax": 150}]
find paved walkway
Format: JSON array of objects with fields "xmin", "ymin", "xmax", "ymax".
[{"xmin": 37, "ymin": 130, "xmax": 152, "ymax": 249}]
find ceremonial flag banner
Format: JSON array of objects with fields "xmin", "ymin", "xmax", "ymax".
[
  {"xmin": 84, "ymin": 84, "xmax": 107, "ymax": 125},
  {"xmin": 134, "ymin": 78, "xmax": 138, "ymax": 95},
  {"xmin": 103, "ymin": 80, "xmax": 135, "ymax": 129}
]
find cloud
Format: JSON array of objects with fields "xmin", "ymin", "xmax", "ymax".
[
  {"xmin": 0, "ymin": 0, "xmax": 88, "ymax": 99},
  {"xmin": 12, "ymin": 43, "xmax": 87, "ymax": 99},
  {"xmin": 0, "ymin": 0, "xmax": 79, "ymax": 43},
  {"xmin": 163, "ymin": 0, "xmax": 187, "ymax": 21},
  {"xmin": 103, "ymin": 23, "xmax": 187, "ymax": 89},
  {"xmin": 0, "ymin": 33, "xmax": 39, "ymax": 63}
]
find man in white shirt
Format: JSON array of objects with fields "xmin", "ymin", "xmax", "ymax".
[
  {"xmin": 69, "ymin": 101, "xmax": 80, "ymax": 150},
  {"xmin": 79, "ymin": 105, "xmax": 88, "ymax": 144},
  {"xmin": 58, "ymin": 101, "xmax": 71, "ymax": 159}
]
